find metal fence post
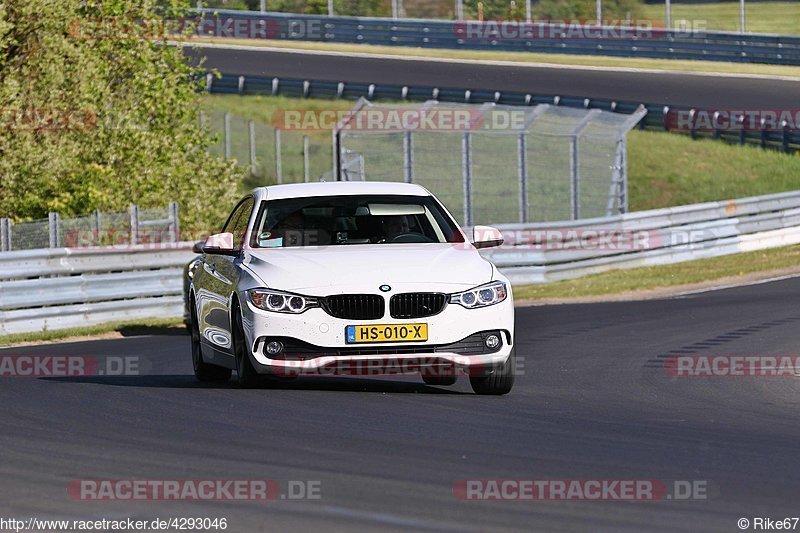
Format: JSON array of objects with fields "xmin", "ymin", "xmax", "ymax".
[
  {"xmin": 517, "ymin": 133, "xmax": 528, "ymax": 223},
  {"xmin": 462, "ymin": 132, "xmax": 472, "ymax": 226},
  {"xmin": 619, "ymin": 138, "xmax": 628, "ymax": 213},
  {"xmin": 130, "ymin": 205, "xmax": 139, "ymax": 246},
  {"xmin": 403, "ymin": 131, "xmax": 414, "ymax": 183},
  {"xmin": 568, "ymin": 110, "xmax": 601, "ymax": 220},
  {"xmin": 169, "ymin": 202, "xmax": 180, "ymax": 243},
  {"xmin": 596, "ymin": 0, "xmax": 602, "ymax": 23},
  {"xmin": 48, "ymin": 212, "xmax": 60, "ymax": 248},
  {"xmin": 260, "ymin": 0, "xmax": 266, "ymax": 12},
  {"xmin": 275, "ymin": 128, "xmax": 283, "ymax": 184},
  {"xmin": 303, "ymin": 135, "xmax": 310, "ymax": 183},
  {"xmin": 456, "ymin": 0, "xmax": 463, "ymax": 19},
  {"xmin": 740, "ymin": 0, "xmax": 746, "ymax": 33},
  {"xmin": 328, "ymin": 0, "xmax": 333, "ymax": 17},
  {"xmin": 224, "ymin": 112, "xmax": 231, "ymax": 160},
  {"xmin": 0, "ymin": 218, "xmax": 9, "ymax": 252},
  {"xmin": 248, "ymin": 120, "xmax": 256, "ymax": 174},
  {"xmin": 665, "ymin": 0, "xmax": 671, "ymax": 32},
  {"xmin": 525, "ymin": 0, "xmax": 531, "ymax": 22}
]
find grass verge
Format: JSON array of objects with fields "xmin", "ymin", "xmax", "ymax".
[
  {"xmin": 0, "ymin": 318, "xmax": 185, "ymax": 347},
  {"xmin": 640, "ymin": 1, "xmax": 800, "ymax": 36},
  {"xmin": 189, "ymin": 38, "xmax": 800, "ymax": 79},
  {"xmin": 514, "ymin": 244, "xmax": 800, "ymax": 302}
]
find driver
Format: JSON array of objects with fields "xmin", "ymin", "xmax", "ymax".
[{"xmin": 376, "ymin": 215, "xmax": 410, "ymax": 243}]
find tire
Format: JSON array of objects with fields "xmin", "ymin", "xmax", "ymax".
[
  {"xmin": 232, "ymin": 299, "xmax": 262, "ymax": 388},
  {"xmin": 469, "ymin": 347, "xmax": 515, "ymax": 395},
  {"xmin": 190, "ymin": 299, "xmax": 232, "ymax": 383}
]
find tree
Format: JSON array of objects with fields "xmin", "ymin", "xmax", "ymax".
[{"xmin": 0, "ymin": 0, "xmax": 242, "ymax": 233}]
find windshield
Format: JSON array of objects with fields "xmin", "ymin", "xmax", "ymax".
[{"xmin": 250, "ymin": 194, "xmax": 465, "ymax": 248}]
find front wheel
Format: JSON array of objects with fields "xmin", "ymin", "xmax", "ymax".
[
  {"xmin": 470, "ymin": 347, "xmax": 515, "ymax": 395},
  {"xmin": 232, "ymin": 300, "xmax": 263, "ymax": 388},
  {"xmin": 191, "ymin": 300, "xmax": 231, "ymax": 383}
]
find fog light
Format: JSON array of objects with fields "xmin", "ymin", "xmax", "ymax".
[
  {"xmin": 266, "ymin": 341, "xmax": 284, "ymax": 355},
  {"xmin": 485, "ymin": 334, "xmax": 501, "ymax": 350}
]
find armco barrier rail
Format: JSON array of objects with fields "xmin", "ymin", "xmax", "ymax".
[
  {"xmin": 196, "ymin": 9, "xmax": 800, "ymax": 66},
  {"xmin": 205, "ymin": 74, "xmax": 800, "ymax": 154},
  {"xmin": 0, "ymin": 245, "xmax": 195, "ymax": 336},
  {"xmin": 3, "ymin": 191, "xmax": 800, "ymax": 335},
  {"xmin": 483, "ymin": 190, "xmax": 800, "ymax": 284}
]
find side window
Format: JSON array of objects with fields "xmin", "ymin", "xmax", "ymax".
[
  {"xmin": 232, "ymin": 197, "xmax": 254, "ymax": 250},
  {"xmin": 222, "ymin": 203, "xmax": 243, "ymax": 234}
]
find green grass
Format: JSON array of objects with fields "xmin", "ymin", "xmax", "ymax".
[
  {"xmin": 191, "ymin": 37, "xmax": 800, "ymax": 78},
  {"xmin": 640, "ymin": 1, "xmax": 800, "ymax": 35},
  {"xmin": 0, "ymin": 319, "xmax": 184, "ymax": 347},
  {"xmin": 514, "ymin": 244, "xmax": 800, "ymax": 301},
  {"xmin": 628, "ymin": 130, "xmax": 800, "ymax": 210}
]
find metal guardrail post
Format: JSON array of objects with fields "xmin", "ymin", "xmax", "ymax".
[
  {"xmin": 462, "ymin": 132, "xmax": 472, "ymax": 226},
  {"xmin": 665, "ymin": 0, "xmax": 671, "ymax": 33},
  {"xmin": 0, "ymin": 218, "xmax": 9, "ymax": 252},
  {"xmin": 130, "ymin": 205, "xmax": 139, "ymax": 246},
  {"xmin": 48, "ymin": 212, "xmax": 60, "ymax": 249},
  {"xmin": 169, "ymin": 202, "xmax": 180, "ymax": 243},
  {"xmin": 303, "ymin": 135, "xmax": 310, "ymax": 183},
  {"xmin": 248, "ymin": 120, "xmax": 256, "ymax": 174},
  {"xmin": 517, "ymin": 133, "xmax": 528, "ymax": 223},
  {"xmin": 403, "ymin": 131, "xmax": 414, "ymax": 183},
  {"xmin": 568, "ymin": 110, "xmax": 601, "ymax": 220},
  {"xmin": 224, "ymin": 113, "xmax": 231, "ymax": 160},
  {"xmin": 275, "ymin": 128, "xmax": 283, "ymax": 184}
]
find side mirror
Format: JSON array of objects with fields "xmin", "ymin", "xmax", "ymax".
[
  {"xmin": 472, "ymin": 225, "xmax": 504, "ymax": 249},
  {"xmin": 202, "ymin": 232, "xmax": 239, "ymax": 256},
  {"xmin": 192, "ymin": 240, "xmax": 205, "ymax": 254}
]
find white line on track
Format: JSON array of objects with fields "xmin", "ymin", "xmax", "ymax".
[
  {"xmin": 181, "ymin": 41, "xmax": 800, "ymax": 82},
  {"xmin": 672, "ymin": 272, "xmax": 800, "ymax": 298}
]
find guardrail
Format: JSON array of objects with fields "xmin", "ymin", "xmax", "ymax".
[
  {"xmin": 3, "ymin": 191, "xmax": 800, "ymax": 335},
  {"xmin": 196, "ymin": 8, "xmax": 800, "ymax": 66},
  {"xmin": 0, "ymin": 245, "xmax": 195, "ymax": 336},
  {"xmin": 205, "ymin": 73, "xmax": 800, "ymax": 154},
  {"xmin": 482, "ymin": 190, "xmax": 800, "ymax": 284}
]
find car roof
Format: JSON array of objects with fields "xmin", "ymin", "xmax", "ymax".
[{"xmin": 254, "ymin": 181, "xmax": 431, "ymax": 201}]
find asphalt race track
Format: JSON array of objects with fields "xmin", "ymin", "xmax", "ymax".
[
  {"xmin": 2, "ymin": 278, "xmax": 800, "ymax": 531},
  {"xmin": 188, "ymin": 46, "xmax": 800, "ymax": 109}
]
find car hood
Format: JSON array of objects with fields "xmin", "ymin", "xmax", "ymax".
[{"xmin": 243, "ymin": 243, "xmax": 494, "ymax": 294}]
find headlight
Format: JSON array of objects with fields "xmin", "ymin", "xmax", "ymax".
[
  {"xmin": 450, "ymin": 281, "xmax": 507, "ymax": 309},
  {"xmin": 248, "ymin": 288, "xmax": 319, "ymax": 314}
]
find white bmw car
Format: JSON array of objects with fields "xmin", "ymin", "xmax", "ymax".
[{"xmin": 188, "ymin": 181, "xmax": 515, "ymax": 394}]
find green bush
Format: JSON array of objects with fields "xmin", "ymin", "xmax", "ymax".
[{"xmin": 0, "ymin": 0, "xmax": 242, "ymax": 232}]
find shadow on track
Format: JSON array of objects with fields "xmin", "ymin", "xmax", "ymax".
[{"xmin": 39, "ymin": 374, "xmax": 468, "ymax": 394}]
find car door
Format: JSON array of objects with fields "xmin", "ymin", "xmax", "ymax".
[{"xmin": 195, "ymin": 197, "xmax": 253, "ymax": 354}]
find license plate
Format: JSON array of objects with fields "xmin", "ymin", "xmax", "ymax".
[{"xmin": 345, "ymin": 323, "xmax": 428, "ymax": 344}]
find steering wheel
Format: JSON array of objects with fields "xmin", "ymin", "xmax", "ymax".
[{"xmin": 387, "ymin": 232, "xmax": 435, "ymax": 244}]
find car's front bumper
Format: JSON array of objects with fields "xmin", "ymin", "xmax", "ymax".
[{"xmin": 240, "ymin": 295, "xmax": 514, "ymax": 377}]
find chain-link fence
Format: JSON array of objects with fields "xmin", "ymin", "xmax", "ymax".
[
  {"xmin": 203, "ymin": 110, "xmax": 332, "ymax": 185},
  {"xmin": 335, "ymin": 100, "xmax": 645, "ymax": 225},
  {"xmin": 0, "ymin": 203, "xmax": 179, "ymax": 252},
  {"xmin": 198, "ymin": 0, "xmax": 800, "ymax": 35}
]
